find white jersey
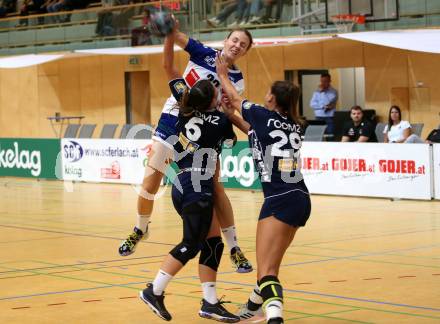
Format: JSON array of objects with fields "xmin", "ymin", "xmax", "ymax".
[{"xmin": 162, "ymin": 38, "xmax": 245, "ymax": 116}]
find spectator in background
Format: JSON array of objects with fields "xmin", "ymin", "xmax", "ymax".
[
  {"xmin": 96, "ymin": 0, "xmax": 134, "ymax": 36},
  {"xmin": 0, "ymin": 0, "xmax": 17, "ymax": 17},
  {"xmin": 383, "ymin": 105, "xmax": 416, "ymax": 143},
  {"xmin": 206, "ymin": 0, "xmax": 249, "ymax": 28},
  {"xmin": 341, "ymin": 106, "xmax": 376, "ymax": 142},
  {"xmin": 131, "ymin": 7, "xmax": 152, "ymax": 46},
  {"xmin": 248, "ymin": 0, "xmax": 283, "ymax": 24},
  {"xmin": 426, "ymin": 127, "xmax": 440, "ymax": 143},
  {"xmin": 17, "ymin": 0, "xmax": 45, "ymax": 26},
  {"xmin": 310, "ymin": 73, "xmax": 338, "ymax": 136}
]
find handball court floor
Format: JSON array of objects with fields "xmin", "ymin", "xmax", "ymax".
[{"xmin": 0, "ymin": 178, "xmax": 439, "ymax": 324}]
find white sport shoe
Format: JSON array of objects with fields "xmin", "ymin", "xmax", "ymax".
[
  {"xmin": 237, "ymin": 303, "xmax": 264, "ymax": 321},
  {"xmin": 206, "ymin": 17, "xmax": 220, "ymax": 27},
  {"xmin": 227, "ymin": 20, "xmax": 239, "ymax": 28}
]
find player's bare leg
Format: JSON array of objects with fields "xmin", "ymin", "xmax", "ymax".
[
  {"xmin": 119, "ymin": 141, "xmax": 173, "ymax": 256},
  {"xmin": 198, "ymin": 213, "xmax": 240, "ymax": 322},
  {"xmin": 213, "ymin": 161, "xmax": 253, "ymax": 273},
  {"xmin": 254, "ymin": 216, "xmax": 298, "ymax": 324}
]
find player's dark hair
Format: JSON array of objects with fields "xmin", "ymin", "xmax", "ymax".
[
  {"xmin": 321, "ymin": 72, "xmax": 331, "ymax": 79},
  {"xmin": 350, "ymin": 105, "xmax": 363, "ymax": 112},
  {"xmin": 387, "ymin": 105, "xmax": 401, "ymax": 130},
  {"xmin": 271, "ymin": 81, "xmax": 302, "ymax": 126},
  {"xmin": 226, "ymin": 28, "xmax": 253, "ymax": 50},
  {"xmin": 180, "ymin": 80, "xmax": 215, "ymax": 114}
]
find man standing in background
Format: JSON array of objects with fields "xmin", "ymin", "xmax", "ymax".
[{"xmin": 310, "ymin": 73, "xmax": 338, "ymax": 136}]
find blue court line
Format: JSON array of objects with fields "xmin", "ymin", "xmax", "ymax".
[
  {"xmin": 215, "ymin": 280, "xmax": 440, "ymax": 313},
  {"xmin": 0, "ymin": 255, "xmax": 167, "ymax": 274},
  {"xmin": 0, "ymin": 236, "xmax": 69, "ymax": 244},
  {"xmin": 301, "ymin": 227, "xmax": 440, "ymax": 247},
  {"xmin": 0, "ymin": 281, "xmax": 144, "ymax": 301},
  {"xmin": 0, "ymin": 224, "xmax": 174, "ymax": 247}
]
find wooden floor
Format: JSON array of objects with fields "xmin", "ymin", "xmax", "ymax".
[{"xmin": 0, "ymin": 178, "xmax": 439, "ymax": 324}]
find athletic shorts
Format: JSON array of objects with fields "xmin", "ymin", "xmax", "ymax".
[
  {"xmin": 153, "ymin": 112, "xmax": 179, "ymax": 148},
  {"xmin": 259, "ymin": 183, "xmax": 311, "ymax": 227},
  {"xmin": 171, "ymin": 172, "xmax": 214, "ymax": 216}
]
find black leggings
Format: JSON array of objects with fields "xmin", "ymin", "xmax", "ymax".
[{"xmin": 169, "ymin": 199, "xmax": 214, "ymax": 265}]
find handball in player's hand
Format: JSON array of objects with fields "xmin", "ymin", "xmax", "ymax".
[{"xmin": 149, "ymin": 11, "xmax": 175, "ymax": 37}]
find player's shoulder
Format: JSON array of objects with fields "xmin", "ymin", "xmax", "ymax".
[
  {"xmin": 169, "ymin": 78, "xmax": 187, "ymax": 92},
  {"xmin": 242, "ymin": 100, "xmax": 264, "ymax": 111}
]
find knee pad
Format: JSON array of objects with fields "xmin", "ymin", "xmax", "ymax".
[
  {"xmin": 199, "ymin": 236, "xmax": 224, "ymax": 271},
  {"xmin": 169, "ymin": 241, "xmax": 200, "ymax": 266},
  {"xmin": 259, "ymin": 275, "xmax": 283, "ymax": 307}
]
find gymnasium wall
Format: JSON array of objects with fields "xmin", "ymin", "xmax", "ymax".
[{"xmin": 0, "ymin": 38, "xmax": 439, "ymax": 140}]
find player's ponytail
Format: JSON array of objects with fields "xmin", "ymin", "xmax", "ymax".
[
  {"xmin": 180, "ymin": 80, "xmax": 215, "ymax": 114},
  {"xmin": 271, "ymin": 81, "xmax": 303, "ymax": 126}
]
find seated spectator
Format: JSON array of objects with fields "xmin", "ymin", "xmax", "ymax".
[
  {"xmin": 17, "ymin": 0, "xmax": 45, "ymax": 26},
  {"xmin": 383, "ymin": 105, "xmax": 419, "ymax": 143},
  {"xmin": 0, "ymin": 0, "xmax": 17, "ymax": 18},
  {"xmin": 341, "ymin": 106, "xmax": 376, "ymax": 142},
  {"xmin": 248, "ymin": 0, "xmax": 283, "ymax": 24},
  {"xmin": 96, "ymin": 0, "xmax": 134, "ymax": 36},
  {"xmin": 426, "ymin": 127, "xmax": 440, "ymax": 143},
  {"xmin": 206, "ymin": 0, "xmax": 248, "ymax": 28},
  {"xmin": 131, "ymin": 7, "xmax": 152, "ymax": 46}
]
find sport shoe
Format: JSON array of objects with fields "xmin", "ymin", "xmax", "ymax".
[
  {"xmin": 206, "ymin": 17, "xmax": 220, "ymax": 27},
  {"xmin": 118, "ymin": 226, "xmax": 148, "ymax": 256},
  {"xmin": 237, "ymin": 302, "xmax": 264, "ymax": 320},
  {"xmin": 199, "ymin": 298, "xmax": 240, "ymax": 323},
  {"xmin": 227, "ymin": 20, "xmax": 239, "ymax": 28},
  {"xmin": 139, "ymin": 283, "xmax": 172, "ymax": 321},
  {"xmin": 230, "ymin": 247, "xmax": 253, "ymax": 273},
  {"xmin": 268, "ymin": 317, "xmax": 284, "ymax": 324}
]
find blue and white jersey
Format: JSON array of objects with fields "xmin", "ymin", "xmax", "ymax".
[
  {"xmin": 162, "ymin": 38, "xmax": 245, "ymax": 117},
  {"xmin": 241, "ymin": 100, "xmax": 306, "ymax": 198}
]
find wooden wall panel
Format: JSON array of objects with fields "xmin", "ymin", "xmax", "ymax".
[
  {"xmin": 0, "ymin": 39, "xmax": 438, "ymax": 140},
  {"xmin": 101, "ymin": 55, "xmax": 126, "ymax": 131},
  {"xmin": 19, "ymin": 67, "xmax": 39, "ymax": 138},
  {"xmin": 322, "ymin": 39, "xmax": 364, "ymax": 68},
  {"xmin": 149, "ymin": 53, "xmax": 171, "ymax": 127},
  {"xmin": 406, "ymin": 52, "xmax": 440, "ymax": 137},
  {"xmin": 79, "ymin": 56, "xmax": 103, "ymax": 126},
  {"xmin": 283, "ymin": 41, "xmax": 323, "ymax": 70},
  {"xmin": 246, "ymin": 46, "xmax": 284, "ymax": 103},
  {"xmin": 59, "ymin": 58, "xmax": 81, "ymax": 119},
  {"xmin": 364, "ymin": 44, "xmax": 409, "ymax": 124},
  {"xmin": 38, "ymin": 74, "xmax": 60, "ymax": 138},
  {"xmin": 1, "ymin": 69, "xmax": 21, "ymax": 137}
]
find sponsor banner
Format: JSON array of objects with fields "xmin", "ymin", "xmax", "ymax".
[
  {"xmin": 301, "ymin": 142, "xmax": 432, "ymax": 200},
  {"xmin": 219, "ymin": 142, "xmax": 432, "ymax": 200},
  {"xmin": 61, "ymin": 139, "xmax": 152, "ymax": 184},
  {"xmin": 0, "ymin": 138, "xmax": 60, "ymax": 179},
  {"xmin": 220, "ymin": 141, "xmax": 261, "ymax": 190},
  {"xmin": 434, "ymin": 144, "xmax": 440, "ymax": 200}
]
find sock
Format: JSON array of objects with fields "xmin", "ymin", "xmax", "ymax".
[
  {"xmin": 152, "ymin": 269, "xmax": 173, "ymax": 295},
  {"xmin": 221, "ymin": 225, "xmax": 238, "ymax": 251},
  {"xmin": 247, "ymin": 284, "xmax": 263, "ymax": 311},
  {"xmin": 202, "ymin": 282, "xmax": 218, "ymax": 304},
  {"xmin": 265, "ymin": 300, "xmax": 283, "ymax": 321},
  {"xmin": 136, "ymin": 214, "xmax": 150, "ymax": 234}
]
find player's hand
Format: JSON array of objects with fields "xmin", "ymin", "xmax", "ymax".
[
  {"xmin": 220, "ymin": 101, "xmax": 234, "ymax": 117},
  {"xmin": 170, "ymin": 14, "xmax": 180, "ymax": 33},
  {"xmin": 215, "ymin": 52, "xmax": 228, "ymax": 77}
]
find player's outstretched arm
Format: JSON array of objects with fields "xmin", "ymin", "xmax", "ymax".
[
  {"xmin": 171, "ymin": 16, "xmax": 189, "ymax": 49},
  {"xmin": 163, "ymin": 30, "xmax": 180, "ymax": 80},
  {"xmin": 221, "ymin": 100, "xmax": 250, "ymax": 134},
  {"xmin": 215, "ymin": 53, "xmax": 243, "ymax": 114}
]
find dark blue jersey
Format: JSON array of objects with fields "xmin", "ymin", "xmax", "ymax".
[
  {"xmin": 169, "ymin": 78, "xmax": 235, "ymax": 175},
  {"xmin": 241, "ymin": 100, "xmax": 306, "ymax": 198}
]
